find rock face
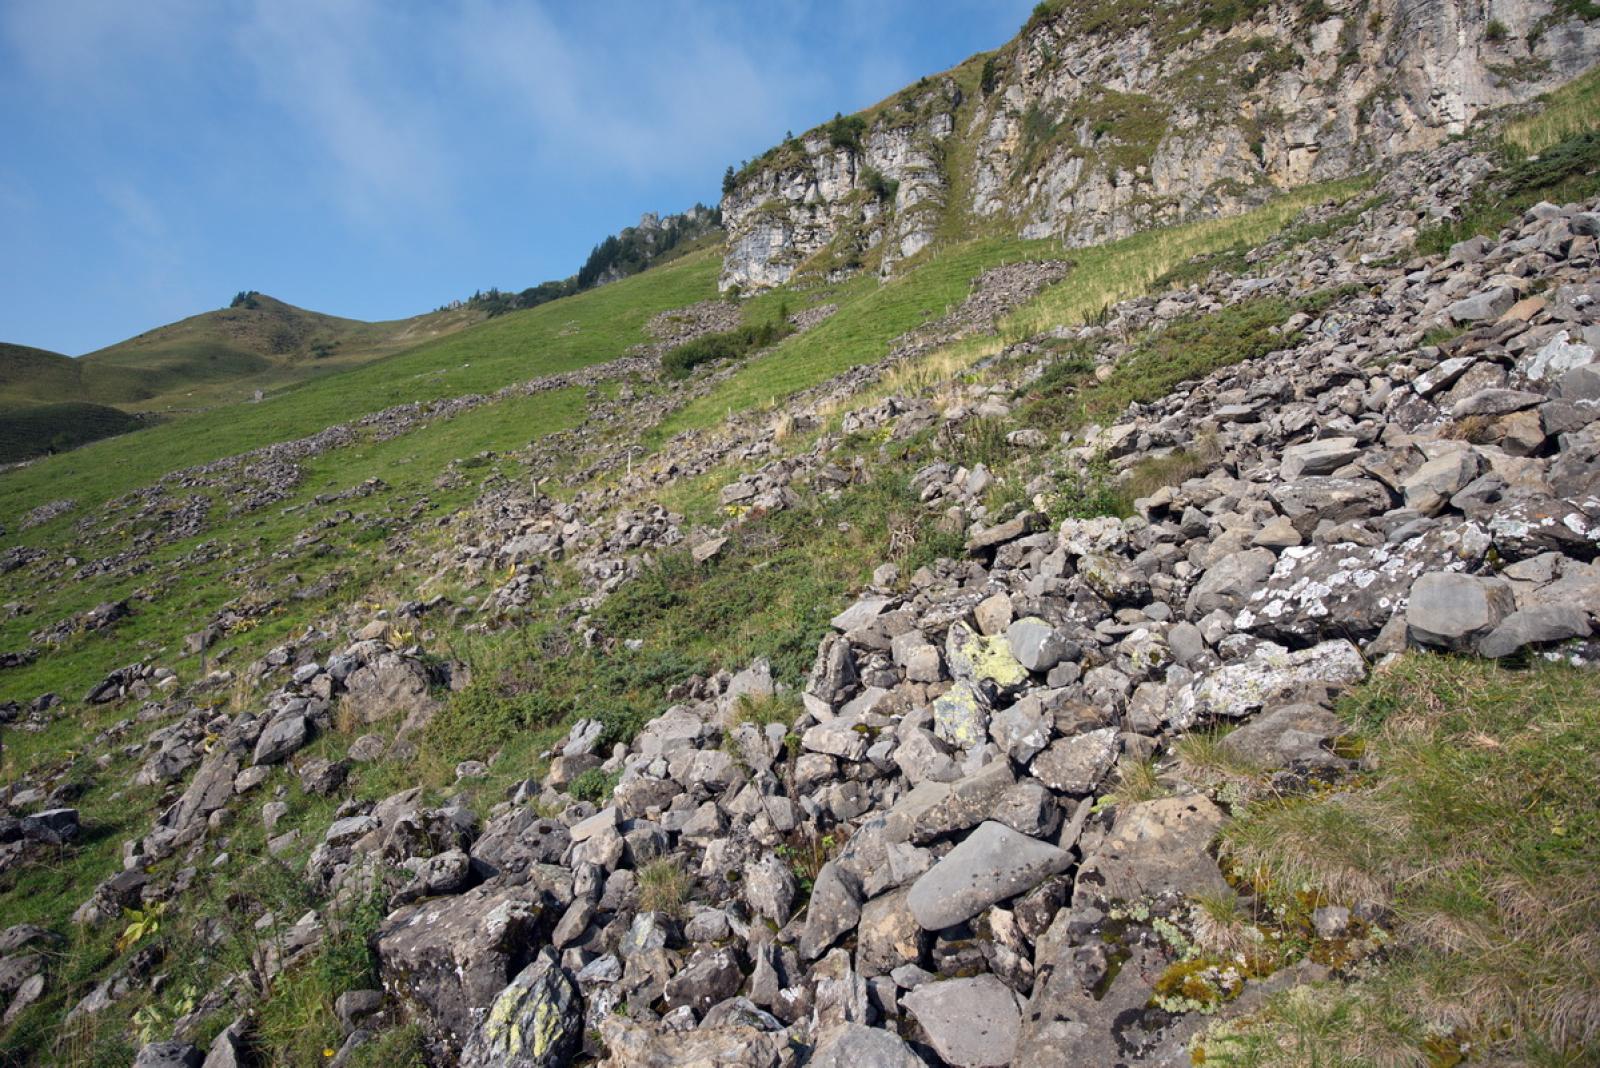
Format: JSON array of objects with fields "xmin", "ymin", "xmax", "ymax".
[{"xmin": 719, "ymin": 0, "xmax": 1600, "ymax": 291}]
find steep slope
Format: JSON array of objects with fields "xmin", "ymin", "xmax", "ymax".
[
  {"xmin": 1, "ymin": 35, "xmax": 1599, "ymax": 1068},
  {"xmin": 720, "ymin": 0, "xmax": 1600, "ymax": 290}
]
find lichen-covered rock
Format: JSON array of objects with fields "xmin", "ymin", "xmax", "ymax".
[
  {"xmin": 376, "ymin": 880, "xmax": 549, "ymax": 1059},
  {"xmin": 931, "ymin": 681, "xmax": 989, "ymax": 749},
  {"xmin": 459, "ymin": 950, "xmax": 581, "ymax": 1068},
  {"xmin": 1074, "ymin": 795, "xmax": 1228, "ymax": 903},
  {"xmin": 1172, "ymin": 640, "xmax": 1366, "ymax": 729}
]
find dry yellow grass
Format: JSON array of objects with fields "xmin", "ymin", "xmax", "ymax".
[{"xmin": 1504, "ymin": 64, "xmax": 1600, "ymax": 155}]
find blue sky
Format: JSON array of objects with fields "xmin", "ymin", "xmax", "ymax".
[{"xmin": 0, "ymin": 0, "xmax": 1033, "ymax": 356}]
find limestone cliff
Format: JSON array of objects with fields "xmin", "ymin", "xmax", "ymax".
[{"xmin": 719, "ymin": 0, "xmax": 1600, "ymax": 291}]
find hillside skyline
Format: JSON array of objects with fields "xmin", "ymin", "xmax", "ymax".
[{"xmin": 0, "ymin": 0, "xmax": 1031, "ymax": 356}]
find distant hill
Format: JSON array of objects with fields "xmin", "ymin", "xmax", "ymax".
[
  {"xmin": 0, "ymin": 297, "xmax": 481, "ymax": 462},
  {"xmin": 75, "ymin": 294, "xmax": 484, "ymax": 413}
]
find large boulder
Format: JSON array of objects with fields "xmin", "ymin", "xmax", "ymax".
[
  {"xmin": 342, "ymin": 652, "xmax": 438, "ymax": 732},
  {"xmin": 376, "ymin": 880, "xmax": 550, "ymax": 1059},
  {"xmin": 1236, "ymin": 522, "xmax": 1490, "ymax": 644},
  {"xmin": 1171, "ymin": 640, "xmax": 1366, "ymax": 729}
]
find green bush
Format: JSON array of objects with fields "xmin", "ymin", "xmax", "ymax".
[
  {"xmin": 661, "ymin": 319, "xmax": 795, "ymax": 379},
  {"xmin": 861, "ymin": 167, "xmax": 900, "ymax": 204},
  {"xmin": 1416, "ymin": 129, "xmax": 1600, "ymax": 255},
  {"xmin": 826, "ymin": 112, "xmax": 868, "ymax": 151}
]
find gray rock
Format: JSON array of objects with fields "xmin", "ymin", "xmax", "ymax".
[
  {"xmin": 902, "ymin": 973, "xmax": 1021, "ymax": 1067},
  {"xmin": 1218, "ymin": 703, "xmax": 1343, "ymax": 770},
  {"xmin": 20, "ymin": 807, "xmax": 79, "ymax": 845},
  {"xmin": 1029, "ymin": 728, "xmax": 1117, "ymax": 795},
  {"xmin": 832, "ymin": 596, "xmax": 893, "ymax": 633},
  {"xmin": 1269, "ymin": 478, "xmax": 1391, "ymax": 536},
  {"xmin": 1477, "ymin": 604, "xmax": 1592, "ymax": 658},
  {"xmin": 1451, "ymin": 388, "xmax": 1545, "ymax": 418},
  {"xmin": 1074, "ymin": 795, "xmax": 1228, "ymax": 902},
  {"xmin": 376, "ymin": 880, "xmax": 548, "ymax": 1060},
  {"xmin": 251, "ymin": 714, "xmax": 308, "ymax": 766},
  {"xmin": 1402, "ymin": 449, "xmax": 1482, "ymax": 515},
  {"xmin": 808, "ymin": 1022, "xmax": 925, "ymax": 1068},
  {"xmin": 1005, "ymin": 617, "xmax": 1069, "ymax": 673},
  {"xmin": 1406, "ymin": 572, "xmax": 1515, "ymax": 652},
  {"xmin": 799, "ymin": 862, "xmax": 862, "ymax": 960},
  {"xmin": 134, "ymin": 1042, "xmax": 202, "ymax": 1068},
  {"xmin": 931, "ymin": 681, "xmax": 990, "ymax": 750},
  {"xmin": 907, "ymin": 821, "xmax": 1070, "ymax": 930},
  {"xmin": 1446, "ymin": 285, "xmax": 1515, "ymax": 323},
  {"xmin": 1174, "ymin": 640, "xmax": 1366, "ymax": 728},
  {"xmin": 1280, "ymin": 437, "xmax": 1359, "ymax": 479},
  {"xmin": 1187, "ymin": 548, "xmax": 1276, "ymax": 616},
  {"xmin": 663, "ymin": 947, "xmax": 743, "ymax": 1013}
]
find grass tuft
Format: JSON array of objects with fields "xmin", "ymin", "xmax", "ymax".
[{"xmin": 1204, "ymin": 654, "xmax": 1600, "ymax": 1064}]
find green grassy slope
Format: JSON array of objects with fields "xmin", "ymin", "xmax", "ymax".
[
  {"xmin": 0, "ymin": 402, "xmax": 144, "ymax": 463},
  {"xmin": 0, "ymin": 247, "xmax": 720, "ymax": 531}
]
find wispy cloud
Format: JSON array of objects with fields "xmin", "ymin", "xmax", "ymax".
[
  {"xmin": 448, "ymin": 0, "xmax": 810, "ymax": 183},
  {"xmin": 0, "ymin": 0, "xmax": 204, "ymax": 96},
  {"xmin": 234, "ymin": 0, "xmax": 453, "ymax": 227}
]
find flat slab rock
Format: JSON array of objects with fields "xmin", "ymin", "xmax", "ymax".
[
  {"xmin": 907, "ymin": 820, "xmax": 1070, "ymax": 930},
  {"xmin": 903, "ymin": 973, "xmax": 1023, "ymax": 1067},
  {"xmin": 1074, "ymin": 795, "xmax": 1228, "ymax": 904}
]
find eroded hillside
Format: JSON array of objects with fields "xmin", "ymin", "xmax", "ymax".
[{"xmin": 0, "ymin": 13, "xmax": 1598, "ymax": 1068}]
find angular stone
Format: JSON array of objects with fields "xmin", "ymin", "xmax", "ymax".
[
  {"xmin": 808, "ymin": 1023, "xmax": 925, "ymax": 1068},
  {"xmin": 1269, "ymin": 478, "xmax": 1391, "ymax": 536},
  {"xmin": 1406, "ymin": 572, "xmax": 1515, "ymax": 652},
  {"xmin": 856, "ymin": 888, "xmax": 927, "ymax": 978},
  {"xmin": 1029, "ymin": 728, "xmax": 1117, "ymax": 795},
  {"xmin": 1236, "ymin": 522, "xmax": 1491, "ymax": 644},
  {"xmin": 251, "ymin": 714, "xmax": 308, "ymax": 766},
  {"xmin": 799, "ymin": 862, "xmax": 862, "ymax": 960},
  {"xmin": 907, "ymin": 822, "xmax": 1070, "ymax": 930},
  {"xmin": 1074, "ymin": 795, "xmax": 1227, "ymax": 903},
  {"xmin": 1005, "ymin": 617, "xmax": 1068, "ymax": 673},
  {"xmin": 1402, "ymin": 449, "xmax": 1482, "ymax": 515},
  {"xmin": 902, "ymin": 973, "xmax": 1020, "ymax": 1067},
  {"xmin": 1446, "ymin": 285, "xmax": 1515, "ymax": 324},
  {"xmin": 1280, "ymin": 437, "xmax": 1359, "ymax": 480},
  {"xmin": 1187, "ymin": 548, "xmax": 1276, "ymax": 616},
  {"xmin": 376, "ymin": 880, "xmax": 547, "ymax": 1060},
  {"xmin": 1477, "ymin": 604, "xmax": 1592, "ymax": 658},
  {"xmin": 931, "ymin": 681, "xmax": 989, "ymax": 750},
  {"xmin": 945, "ymin": 621, "xmax": 1028, "ymax": 690},
  {"xmin": 459, "ymin": 950, "xmax": 581, "ymax": 1068},
  {"xmin": 1173, "ymin": 640, "xmax": 1366, "ymax": 728}
]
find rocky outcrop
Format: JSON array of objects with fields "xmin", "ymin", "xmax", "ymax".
[
  {"xmin": 720, "ymin": 78, "xmax": 963, "ymax": 290},
  {"xmin": 720, "ymin": 0, "xmax": 1600, "ymax": 291}
]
